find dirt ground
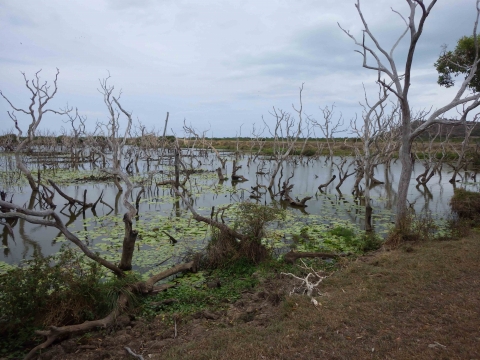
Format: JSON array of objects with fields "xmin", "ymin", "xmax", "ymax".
[{"xmin": 35, "ymin": 233, "xmax": 480, "ymax": 360}]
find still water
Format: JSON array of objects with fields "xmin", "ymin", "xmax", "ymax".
[{"xmin": 1, "ymin": 151, "xmax": 478, "ymax": 274}]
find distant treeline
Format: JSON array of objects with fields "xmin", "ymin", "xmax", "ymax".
[
  {"xmin": 0, "ymin": 123, "xmax": 477, "ymax": 145},
  {"xmin": 414, "ymin": 120, "xmax": 479, "ymax": 138}
]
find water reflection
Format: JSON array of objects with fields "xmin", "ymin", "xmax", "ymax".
[{"xmin": 1, "ymin": 152, "xmax": 480, "ymax": 266}]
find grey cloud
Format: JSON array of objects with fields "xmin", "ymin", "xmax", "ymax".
[{"xmin": 232, "ymin": 22, "xmax": 355, "ymax": 81}]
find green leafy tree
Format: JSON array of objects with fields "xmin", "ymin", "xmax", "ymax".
[{"xmin": 435, "ymin": 36, "xmax": 480, "ymax": 92}]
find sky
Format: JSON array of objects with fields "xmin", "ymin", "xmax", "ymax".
[{"xmin": 0, "ymin": 0, "xmax": 477, "ymax": 138}]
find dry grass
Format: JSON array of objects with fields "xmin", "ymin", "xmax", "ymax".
[
  {"xmin": 39, "ymin": 234, "xmax": 480, "ymax": 360},
  {"xmin": 162, "ymin": 234, "xmax": 480, "ymax": 360}
]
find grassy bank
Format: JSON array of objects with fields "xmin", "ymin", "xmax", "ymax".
[
  {"xmin": 160, "ymin": 234, "xmax": 480, "ymax": 360},
  {"xmin": 30, "ymin": 231, "xmax": 480, "ymax": 360}
]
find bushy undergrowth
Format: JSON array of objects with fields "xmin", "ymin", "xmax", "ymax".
[
  {"xmin": 326, "ymin": 226, "xmax": 382, "ymax": 252},
  {"xmin": 206, "ymin": 203, "xmax": 285, "ymax": 267},
  {"xmin": 0, "ymin": 248, "xmax": 133, "ymax": 356},
  {"xmin": 292, "ymin": 225, "xmax": 383, "ymax": 254},
  {"xmin": 140, "ymin": 258, "xmax": 259, "ymax": 321},
  {"xmin": 450, "ymin": 188, "xmax": 480, "ymax": 220},
  {"xmin": 385, "ymin": 213, "xmax": 439, "ymax": 248}
]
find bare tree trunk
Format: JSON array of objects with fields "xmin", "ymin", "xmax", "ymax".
[
  {"xmin": 397, "ymin": 138, "xmax": 413, "ymax": 225},
  {"xmin": 175, "ymin": 148, "xmax": 180, "ymax": 188},
  {"xmin": 15, "ymin": 152, "xmax": 38, "ymax": 192},
  {"xmin": 119, "ymin": 213, "xmax": 138, "ymax": 271}
]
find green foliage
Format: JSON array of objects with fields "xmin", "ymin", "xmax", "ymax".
[
  {"xmin": 0, "ymin": 248, "xmax": 133, "ymax": 356},
  {"xmin": 233, "ymin": 202, "xmax": 285, "ymax": 241},
  {"xmin": 327, "ymin": 226, "xmax": 356, "ymax": 242},
  {"xmin": 204, "ymin": 203, "xmax": 285, "ymax": 267},
  {"xmin": 435, "ymin": 35, "xmax": 480, "ymax": 92},
  {"xmin": 450, "ymin": 188, "xmax": 480, "ymax": 220},
  {"xmin": 325, "ymin": 226, "xmax": 382, "ymax": 253},
  {"xmin": 140, "ymin": 258, "xmax": 258, "ymax": 319},
  {"xmin": 291, "ymin": 224, "xmax": 382, "ymax": 254}
]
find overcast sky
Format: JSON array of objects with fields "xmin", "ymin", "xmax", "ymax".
[{"xmin": 0, "ymin": 0, "xmax": 477, "ymax": 137}]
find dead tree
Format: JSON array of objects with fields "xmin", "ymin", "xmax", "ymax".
[
  {"xmin": 310, "ymin": 104, "xmax": 344, "ymax": 157},
  {"xmin": 340, "ymin": 0, "xmax": 480, "ymax": 226},
  {"xmin": 413, "ymin": 124, "xmax": 447, "ymax": 186},
  {"xmin": 248, "ymin": 122, "xmax": 267, "ymax": 163},
  {"xmin": 89, "ymin": 76, "xmax": 141, "ymax": 270},
  {"xmin": 209, "ymin": 142, "xmax": 228, "ymax": 169},
  {"xmin": 318, "ymin": 175, "xmax": 336, "ymax": 192},
  {"xmin": 62, "ymin": 107, "xmax": 86, "ymax": 169},
  {"xmin": 48, "ymin": 180, "xmax": 103, "ymax": 210},
  {"xmin": 0, "ymin": 69, "xmax": 69, "ymax": 192},
  {"xmin": 172, "ymin": 186, "xmax": 247, "ymax": 242},
  {"xmin": 264, "ymin": 84, "xmax": 305, "ymax": 190},
  {"xmin": 0, "ymin": 199, "xmax": 194, "ymax": 359},
  {"xmin": 351, "ymin": 85, "xmax": 399, "ymax": 231},
  {"xmin": 334, "ymin": 158, "xmax": 356, "ymax": 192},
  {"xmin": 182, "ymin": 121, "xmax": 209, "ymax": 171},
  {"xmin": 231, "ymin": 160, "xmax": 248, "ymax": 181},
  {"xmin": 216, "ymin": 167, "xmax": 227, "ymax": 181},
  {"xmin": 280, "ymin": 172, "xmax": 312, "ymax": 207}
]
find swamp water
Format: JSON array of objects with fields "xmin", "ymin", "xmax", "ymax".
[{"xmin": 1, "ymin": 151, "xmax": 478, "ymax": 276}]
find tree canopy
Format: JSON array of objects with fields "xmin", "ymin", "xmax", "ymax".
[{"xmin": 435, "ymin": 35, "xmax": 480, "ymax": 92}]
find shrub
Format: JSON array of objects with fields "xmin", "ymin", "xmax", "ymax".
[
  {"xmin": 449, "ymin": 188, "xmax": 480, "ymax": 220},
  {"xmin": 385, "ymin": 212, "xmax": 438, "ymax": 248},
  {"xmin": 0, "ymin": 248, "xmax": 130, "ymax": 355},
  {"xmin": 206, "ymin": 203, "xmax": 285, "ymax": 267},
  {"xmin": 301, "ymin": 148, "xmax": 316, "ymax": 157}
]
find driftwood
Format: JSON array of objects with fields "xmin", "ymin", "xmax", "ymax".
[
  {"xmin": 163, "ymin": 231, "xmax": 178, "ymax": 244},
  {"xmin": 48, "ymin": 179, "xmax": 103, "ymax": 210},
  {"xmin": 318, "ymin": 175, "xmax": 336, "ymax": 192},
  {"xmin": 250, "ymin": 184, "xmax": 266, "ymax": 200},
  {"xmin": 286, "ymin": 195, "xmax": 312, "ymax": 207},
  {"xmin": 280, "ymin": 173, "xmax": 312, "ymax": 207},
  {"xmin": 284, "ymin": 250, "xmax": 340, "ymax": 264}
]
